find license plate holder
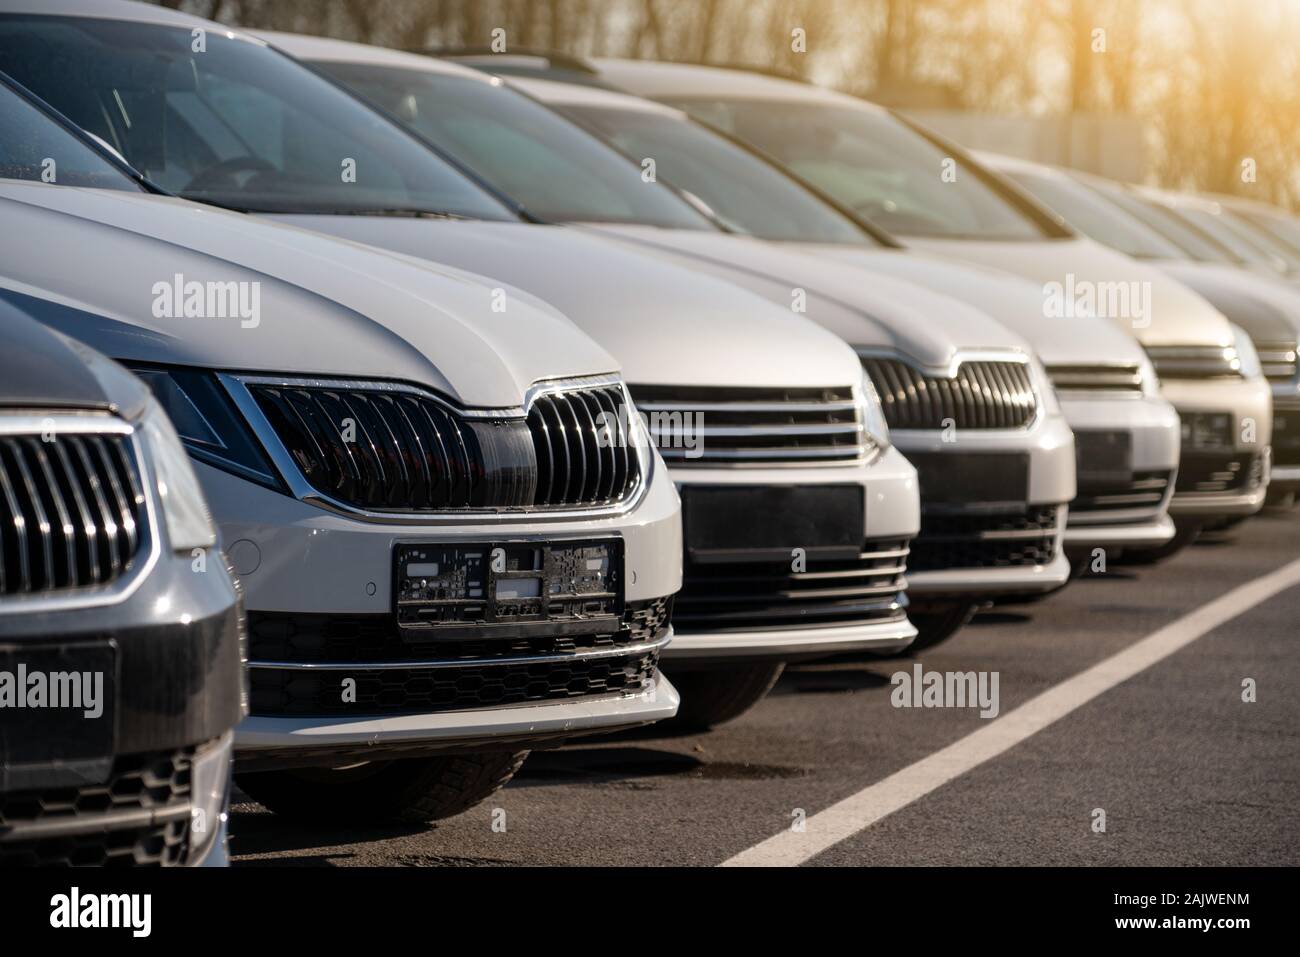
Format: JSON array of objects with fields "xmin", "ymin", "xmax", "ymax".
[
  {"xmin": 393, "ymin": 539, "xmax": 623, "ymax": 640},
  {"xmin": 906, "ymin": 452, "xmax": 1030, "ymax": 506},
  {"xmin": 682, "ymin": 485, "xmax": 864, "ymax": 563},
  {"xmin": 0, "ymin": 638, "xmax": 117, "ymax": 791},
  {"xmin": 1075, "ymin": 430, "xmax": 1133, "ymax": 488}
]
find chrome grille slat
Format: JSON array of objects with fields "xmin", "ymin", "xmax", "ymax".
[
  {"xmin": 863, "ymin": 358, "xmax": 1037, "ymax": 430},
  {"xmin": 1047, "ymin": 364, "xmax": 1144, "ymax": 393},
  {"xmin": 0, "ymin": 428, "xmax": 145, "ymax": 597},
  {"xmin": 1144, "ymin": 345, "xmax": 1242, "ymax": 379},
  {"xmin": 628, "ymin": 384, "xmax": 869, "ymax": 467},
  {"xmin": 1253, "ymin": 340, "xmax": 1298, "ymax": 384}
]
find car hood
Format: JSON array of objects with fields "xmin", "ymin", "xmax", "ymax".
[
  {"xmin": 0, "ymin": 182, "xmax": 617, "ymax": 409},
  {"xmin": 1157, "ymin": 261, "xmax": 1300, "ymax": 342},
  {"xmin": 908, "ymin": 236, "xmax": 1235, "ymax": 348},
  {"xmin": 801, "ymin": 243, "xmax": 1151, "ymax": 367},
  {"xmin": 0, "ymin": 296, "xmax": 149, "ymax": 416},
  {"xmin": 574, "ymin": 224, "xmax": 1029, "ymax": 367},
  {"xmin": 270, "ymin": 216, "xmax": 867, "ymax": 389}
]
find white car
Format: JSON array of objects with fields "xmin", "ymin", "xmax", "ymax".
[
  {"xmin": 0, "ymin": 76, "xmax": 684, "ymax": 823},
  {"xmin": 586, "ymin": 58, "xmax": 1274, "ymax": 549},
  {"xmin": 0, "ymin": 0, "xmax": 919, "ymax": 728},
  {"xmin": 269, "ymin": 34, "xmax": 1091, "ymax": 651},
  {"xmin": 986, "ymin": 154, "xmax": 1298, "ymax": 505}
]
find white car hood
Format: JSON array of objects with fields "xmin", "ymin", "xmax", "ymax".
[
  {"xmin": 574, "ymin": 225, "xmax": 1029, "ymax": 367},
  {"xmin": 802, "ymin": 244, "xmax": 1151, "ymax": 367},
  {"xmin": 1157, "ymin": 260, "xmax": 1300, "ymax": 341},
  {"xmin": 270, "ymin": 216, "xmax": 867, "ymax": 389},
  {"xmin": 909, "ymin": 236, "xmax": 1235, "ymax": 348},
  {"xmin": 0, "ymin": 182, "xmax": 618, "ymax": 409}
]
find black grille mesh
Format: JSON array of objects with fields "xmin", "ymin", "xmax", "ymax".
[
  {"xmin": 0, "ymin": 749, "xmax": 193, "ymax": 867},
  {"xmin": 862, "ymin": 359, "xmax": 1037, "ymax": 430},
  {"xmin": 0, "ymin": 432, "xmax": 144, "ymax": 596},
  {"xmin": 908, "ymin": 507, "xmax": 1060, "ymax": 572}
]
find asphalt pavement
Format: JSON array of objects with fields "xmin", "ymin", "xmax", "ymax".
[{"xmin": 230, "ymin": 505, "xmax": 1300, "ymax": 866}]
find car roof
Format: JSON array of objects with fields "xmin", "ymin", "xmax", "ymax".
[
  {"xmin": 0, "ymin": 0, "xmax": 215, "ymax": 31},
  {"xmin": 508, "ymin": 75, "xmax": 683, "ymax": 115},
  {"xmin": 594, "ymin": 57, "xmax": 881, "ymax": 111},
  {"xmin": 257, "ymin": 30, "xmax": 491, "ymax": 81}
]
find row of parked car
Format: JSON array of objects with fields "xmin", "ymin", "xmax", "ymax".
[{"xmin": 0, "ymin": 0, "xmax": 1295, "ymax": 866}]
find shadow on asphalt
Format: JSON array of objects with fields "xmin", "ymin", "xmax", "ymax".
[{"xmin": 514, "ymin": 745, "xmax": 807, "ymax": 785}]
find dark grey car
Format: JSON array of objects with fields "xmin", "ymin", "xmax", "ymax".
[{"xmin": 0, "ymin": 298, "xmax": 244, "ymax": 866}]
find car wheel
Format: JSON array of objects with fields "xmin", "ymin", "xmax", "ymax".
[
  {"xmin": 669, "ymin": 663, "xmax": 785, "ymax": 730},
  {"xmin": 235, "ymin": 750, "xmax": 528, "ymax": 824},
  {"xmin": 1119, "ymin": 521, "xmax": 1201, "ymax": 565},
  {"xmin": 904, "ymin": 602, "xmax": 979, "ymax": 653}
]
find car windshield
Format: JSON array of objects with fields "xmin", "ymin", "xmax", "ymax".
[
  {"xmin": 0, "ymin": 78, "xmax": 139, "ymax": 190},
  {"xmin": 0, "ymin": 16, "xmax": 514, "ymax": 219},
  {"xmin": 1172, "ymin": 204, "xmax": 1289, "ymax": 270},
  {"xmin": 1225, "ymin": 210, "xmax": 1300, "ymax": 269},
  {"xmin": 557, "ymin": 102, "xmax": 876, "ymax": 244},
  {"xmin": 310, "ymin": 62, "xmax": 712, "ymax": 230},
  {"xmin": 1234, "ymin": 208, "xmax": 1300, "ymax": 258},
  {"xmin": 673, "ymin": 96, "xmax": 1051, "ymax": 241},
  {"xmin": 1006, "ymin": 169, "xmax": 1185, "ymax": 260},
  {"xmin": 1088, "ymin": 184, "xmax": 1240, "ymax": 264}
]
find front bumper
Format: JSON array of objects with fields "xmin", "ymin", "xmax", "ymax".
[
  {"xmin": 895, "ymin": 411, "xmax": 1076, "ymax": 598},
  {"xmin": 665, "ymin": 446, "xmax": 921, "ymax": 662},
  {"xmin": 1159, "ymin": 376, "xmax": 1273, "ymax": 519},
  {"xmin": 1059, "ymin": 391, "xmax": 1181, "ymax": 550},
  {"xmin": 236, "ymin": 668, "xmax": 679, "ymax": 771},
  {"xmin": 1270, "ymin": 399, "xmax": 1300, "ymax": 490},
  {"xmin": 193, "ymin": 459, "xmax": 683, "ymax": 763}
]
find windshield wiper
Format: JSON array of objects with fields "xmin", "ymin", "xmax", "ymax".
[{"xmin": 292, "ymin": 206, "xmax": 472, "ymax": 220}]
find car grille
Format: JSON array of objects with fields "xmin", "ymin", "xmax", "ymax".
[
  {"xmin": 627, "ymin": 384, "xmax": 869, "ymax": 465},
  {"xmin": 1274, "ymin": 403, "xmax": 1300, "ymax": 467},
  {"xmin": 247, "ymin": 597, "xmax": 670, "ymax": 716},
  {"xmin": 1175, "ymin": 452, "xmax": 1264, "ymax": 494},
  {"xmin": 1254, "ymin": 340, "xmax": 1298, "ymax": 384},
  {"xmin": 528, "ymin": 384, "xmax": 640, "ymax": 504},
  {"xmin": 907, "ymin": 506, "xmax": 1061, "ymax": 572},
  {"xmin": 1073, "ymin": 471, "xmax": 1173, "ymax": 516},
  {"xmin": 247, "ymin": 379, "xmax": 639, "ymax": 512},
  {"xmin": 861, "ymin": 358, "xmax": 1037, "ymax": 430},
  {"xmin": 0, "ymin": 429, "xmax": 144, "ymax": 596},
  {"xmin": 1143, "ymin": 344, "xmax": 1242, "ymax": 379},
  {"xmin": 1047, "ymin": 363, "xmax": 1144, "ymax": 394},
  {"xmin": 673, "ymin": 539, "xmax": 909, "ymax": 632},
  {"xmin": 0, "ymin": 749, "xmax": 192, "ymax": 867}
]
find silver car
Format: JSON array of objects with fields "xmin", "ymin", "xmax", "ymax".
[
  {"xmin": 0, "ymin": 1, "xmax": 919, "ymax": 731},
  {"xmin": 0, "ymin": 76, "xmax": 683, "ymax": 822}
]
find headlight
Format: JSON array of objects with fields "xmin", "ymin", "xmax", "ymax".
[
  {"xmin": 1137, "ymin": 353, "xmax": 1162, "ymax": 397},
  {"xmin": 1026, "ymin": 354, "xmax": 1062, "ymax": 416},
  {"xmin": 188, "ymin": 732, "xmax": 233, "ymax": 865},
  {"xmin": 131, "ymin": 366, "xmax": 279, "ymax": 487},
  {"xmin": 140, "ymin": 398, "xmax": 218, "ymax": 552},
  {"xmin": 858, "ymin": 369, "xmax": 892, "ymax": 450},
  {"xmin": 1230, "ymin": 324, "xmax": 1264, "ymax": 380}
]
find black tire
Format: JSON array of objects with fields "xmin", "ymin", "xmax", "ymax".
[
  {"xmin": 1265, "ymin": 488, "xmax": 1296, "ymax": 509},
  {"xmin": 903, "ymin": 602, "xmax": 979, "ymax": 653},
  {"xmin": 235, "ymin": 750, "xmax": 528, "ymax": 824},
  {"xmin": 1119, "ymin": 521, "xmax": 1201, "ymax": 565},
  {"xmin": 669, "ymin": 663, "xmax": 785, "ymax": 730}
]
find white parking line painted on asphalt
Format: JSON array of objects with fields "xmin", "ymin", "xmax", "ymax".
[{"xmin": 721, "ymin": 556, "xmax": 1300, "ymax": 867}]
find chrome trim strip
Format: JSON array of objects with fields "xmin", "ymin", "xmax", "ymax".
[{"xmin": 249, "ymin": 631, "xmax": 672, "ymax": 671}]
